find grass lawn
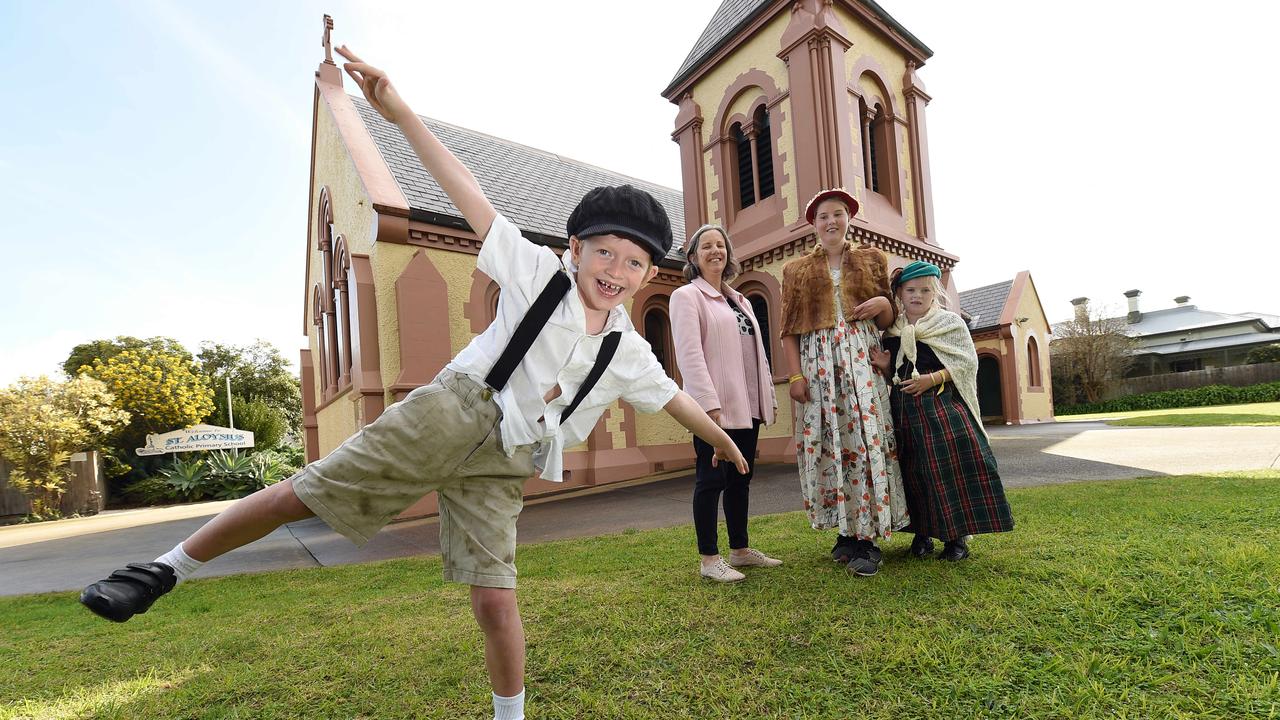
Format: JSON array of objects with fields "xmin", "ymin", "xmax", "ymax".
[
  {"xmin": 3, "ymin": 473, "xmax": 1279, "ymax": 719},
  {"xmin": 1060, "ymin": 401, "xmax": 1280, "ymax": 427}
]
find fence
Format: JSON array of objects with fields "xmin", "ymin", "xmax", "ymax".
[
  {"xmin": 1111, "ymin": 361, "xmax": 1280, "ymax": 399},
  {"xmin": 0, "ymin": 452, "xmax": 106, "ymax": 524}
]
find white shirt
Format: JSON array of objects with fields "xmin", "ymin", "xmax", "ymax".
[{"xmin": 447, "ymin": 214, "xmax": 680, "ymax": 481}]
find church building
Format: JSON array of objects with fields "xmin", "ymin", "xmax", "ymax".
[{"xmin": 299, "ymin": 1, "xmax": 1051, "ymax": 520}]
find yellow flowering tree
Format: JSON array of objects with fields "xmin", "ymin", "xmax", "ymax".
[
  {"xmin": 0, "ymin": 375, "xmax": 130, "ymax": 518},
  {"xmin": 84, "ymin": 348, "xmax": 216, "ymax": 465}
]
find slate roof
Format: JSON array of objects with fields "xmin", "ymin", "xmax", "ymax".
[
  {"xmin": 663, "ymin": 0, "xmax": 934, "ymax": 96},
  {"xmin": 666, "ymin": 0, "xmax": 771, "ymax": 95},
  {"xmin": 353, "ymin": 97, "xmax": 688, "ymax": 264},
  {"xmin": 958, "ymin": 279, "xmax": 1014, "ymax": 332}
]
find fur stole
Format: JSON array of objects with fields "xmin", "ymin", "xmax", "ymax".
[{"xmin": 780, "ymin": 241, "xmax": 893, "ymax": 336}]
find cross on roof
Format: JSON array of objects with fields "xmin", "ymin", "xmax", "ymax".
[{"xmin": 322, "ymin": 15, "xmax": 334, "ymax": 65}]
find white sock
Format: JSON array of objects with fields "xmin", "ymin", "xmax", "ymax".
[
  {"xmin": 154, "ymin": 542, "xmax": 204, "ymax": 582},
  {"xmin": 492, "ymin": 688, "xmax": 525, "ymax": 720}
]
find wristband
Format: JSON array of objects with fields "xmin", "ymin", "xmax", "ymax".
[{"xmin": 788, "ymin": 374, "xmax": 805, "ymax": 384}]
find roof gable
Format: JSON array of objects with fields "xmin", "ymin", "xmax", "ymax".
[{"xmin": 352, "ymin": 98, "xmax": 687, "ymax": 263}]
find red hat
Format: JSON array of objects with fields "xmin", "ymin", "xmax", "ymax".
[{"xmin": 804, "ymin": 188, "xmax": 859, "ymax": 225}]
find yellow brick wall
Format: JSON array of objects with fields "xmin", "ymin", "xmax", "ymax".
[
  {"xmin": 1014, "ymin": 281, "xmax": 1054, "ymax": 422},
  {"xmin": 308, "ymin": 96, "xmax": 377, "ymax": 455},
  {"xmin": 689, "ymin": 11, "xmax": 794, "ymax": 228},
  {"xmin": 839, "ymin": 6, "xmax": 918, "ymax": 233}
]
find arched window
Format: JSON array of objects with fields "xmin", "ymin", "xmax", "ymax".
[
  {"xmin": 732, "ymin": 122, "xmax": 755, "ymax": 209},
  {"xmin": 312, "ymin": 283, "xmax": 328, "ymax": 396},
  {"xmin": 643, "ymin": 306, "xmax": 676, "ymax": 379},
  {"xmin": 860, "ymin": 99, "xmax": 891, "ymax": 195},
  {"xmin": 331, "ymin": 237, "xmax": 353, "ymax": 388},
  {"xmin": 317, "ymin": 190, "xmax": 338, "ymax": 395},
  {"xmin": 747, "ymin": 293, "xmax": 772, "ymax": 367},
  {"xmin": 1027, "ymin": 336, "xmax": 1042, "ymax": 389},
  {"xmin": 731, "ymin": 104, "xmax": 776, "ymax": 211},
  {"xmin": 753, "ymin": 105, "xmax": 774, "ymax": 201}
]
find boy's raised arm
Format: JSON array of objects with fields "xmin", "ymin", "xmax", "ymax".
[{"xmin": 337, "ymin": 45, "xmax": 497, "ymax": 238}]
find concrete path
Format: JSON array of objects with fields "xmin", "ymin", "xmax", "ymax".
[{"xmin": 3, "ymin": 422, "xmax": 1277, "ymax": 596}]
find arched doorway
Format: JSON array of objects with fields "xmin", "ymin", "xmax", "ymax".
[{"xmin": 977, "ymin": 355, "xmax": 1004, "ymax": 423}]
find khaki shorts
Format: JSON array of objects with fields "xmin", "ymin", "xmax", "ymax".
[{"xmin": 292, "ymin": 369, "xmax": 535, "ymax": 588}]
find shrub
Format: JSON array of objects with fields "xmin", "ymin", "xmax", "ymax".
[
  {"xmin": 1056, "ymin": 381, "xmax": 1280, "ymax": 415},
  {"xmin": 1245, "ymin": 344, "xmax": 1280, "ymax": 365},
  {"xmin": 156, "ymin": 455, "xmax": 211, "ymax": 502},
  {"xmin": 230, "ymin": 398, "xmax": 287, "ymax": 450}
]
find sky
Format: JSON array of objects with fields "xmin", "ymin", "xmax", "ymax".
[{"xmin": 3, "ymin": 0, "xmax": 1278, "ymax": 385}]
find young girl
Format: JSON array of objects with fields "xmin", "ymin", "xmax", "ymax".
[
  {"xmin": 780, "ymin": 188, "xmax": 908, "ymax": 577},
  {"xmin": 871, "ymin": 261, "xmax": 1013, "ymax": 560}
]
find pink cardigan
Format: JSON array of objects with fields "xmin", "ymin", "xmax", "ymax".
[{"xmin": 670, "ymin": 276, "xmax": 777, "ymax": 430}]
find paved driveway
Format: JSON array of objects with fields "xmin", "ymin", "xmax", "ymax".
[{"xmin": 3, "ymin": 422, "xmax": 1277, "ymax": 596}]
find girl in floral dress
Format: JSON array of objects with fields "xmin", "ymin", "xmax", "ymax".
[{"xmin": 780, "ymin": 189, "xmax": 908, "ymax": 576}]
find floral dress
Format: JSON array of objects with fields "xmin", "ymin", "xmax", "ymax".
[{"xmin": 796, "ymin": 267, "xmax": 909, "ymax": 540}]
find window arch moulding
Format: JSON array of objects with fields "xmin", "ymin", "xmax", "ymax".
[
  {"xmin": 847, "ymin": 61, "xmax": 908, "ymax": 223},
  {"xmin": 733, "ymin": 270, "xmax": 784, "ymax": 381},
  {"xmin": 707, "ymin": 69, "xmax": 790, "ymax": 244}
]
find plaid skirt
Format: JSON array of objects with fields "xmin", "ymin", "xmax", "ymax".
[{"xmin": 890, "ymin": 384, "xmax": 1013, "ymax": 540}]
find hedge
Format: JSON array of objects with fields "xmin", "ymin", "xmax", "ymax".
[{"xmin": 1055, "ymin": 381, "xmax": 1280, "ymax": 415}]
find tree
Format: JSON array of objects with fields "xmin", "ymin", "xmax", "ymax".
[
  {"xmin": 0, "ymin": 376, "xmax": 129, "ymax": 518},
  {"xmin": 1245, "ymin": 343, "xmax": 1280, "ymax": 365},
  {"xmin": 63, "ymin": 336, "xmax": 192, "ymax": 378},
  {"xmin": 83, "ymin": 347, "xmax": 216, "ymax": 456},
  {"xmin": 197, "ymin": 341, "xmax": 302, "ymax": 436},
  {"xmin": 230, "ymin": 397, "xmax": 288, "ymax": 450},
  {"xmin": 1050, "ymin": 302, "xmax": 1135, "ymax": 405}
]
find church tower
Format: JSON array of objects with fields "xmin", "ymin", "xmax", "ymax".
[{"xmin": 663, "ymin": 0, "xmax": 957, "ymax": 297}]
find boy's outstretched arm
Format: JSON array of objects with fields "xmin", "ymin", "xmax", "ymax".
[
  {"xmin": 664, "ymin": 391, "xmax": 750, "ymax": 475},
  {"xmin": 337, "ymin": 45, "xmax": 497, "ymax": 238}
]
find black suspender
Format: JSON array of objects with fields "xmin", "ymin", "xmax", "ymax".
[
  {"xmin": 560, "ymin": 332, "xmax": 620, "ymax": 424},
  {"xmin": 483, "ymin": 269, "xmax": 621, "ymax": 425}
]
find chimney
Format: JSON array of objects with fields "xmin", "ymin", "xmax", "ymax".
[
  {"xmin": 1124, "ymin": 289, "xmax": 1142, "ymax": 324},
  {"xmin": 1175, "ymin": 295, "xmax": 1191, "ymax": 307},
  {"xmin": 1071, "ymin": 297, "xmax": 1089, "ymax": 323}
]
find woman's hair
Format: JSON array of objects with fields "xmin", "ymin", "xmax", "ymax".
[
  {"xmin": 891, "ymin": 269, "xmax": 950, "ymax": 310},
  {"xmin": 682, "ymin": 224, "xmax": 740, "ymax": 283}
]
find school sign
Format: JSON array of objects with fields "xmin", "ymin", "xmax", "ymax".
[{"xmin": 136, "ymin": 424, "xmax": 255, "ymax": 456}]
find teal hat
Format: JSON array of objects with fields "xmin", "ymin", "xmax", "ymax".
[{"xmin": 893, "ymin": 260, "xmax": 941, "ymax": 289}]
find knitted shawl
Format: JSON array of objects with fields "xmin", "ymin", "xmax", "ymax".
[{"xmin": 885, "ymin": 305, "xmax": 987, "ymax": 438}]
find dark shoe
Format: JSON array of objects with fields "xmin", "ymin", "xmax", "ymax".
[
  {"xmin": 910, "ymin": 534, "xmax": 935, "ymax": 559},
  {"xmin": 846, "ymin": 540, "xmax": 883, "ymax": 576},
  {"xmin": 939, "ymin": 539, "xmax": 970, "ymax": 562},
  {"xmin": 831, "ymin": 535, "xmax": 857, "ymax": 563},
  {"xmin": 80, "ymin": 562, "xmax": 176, "ymax": 622}
]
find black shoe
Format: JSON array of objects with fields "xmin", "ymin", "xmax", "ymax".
[
  {"xmin": 938, "ymin": 539, "xmax": 970, "ymax": 562},
  {"xmin": 80, "ymin": 562, "xmax": 176, "ymax": 622},
  {"xmin": 831, "ymin": 535, "xmax": 858, "ymax": 563},
  {"xmin": 846, "ymin": 540, "xmax": 883, "ymax": 576},
  {"xmin": 910, "ymin": 534, "xmax": 935, "ymax": 559}
]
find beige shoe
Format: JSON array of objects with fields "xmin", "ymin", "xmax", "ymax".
[
  {"xmin": 700, "ymin": 558, "xmax": 746, "ymax": 582},
  {"xmin": 727, "ymin": 548, "xmax": 783, "ymax": 568}
]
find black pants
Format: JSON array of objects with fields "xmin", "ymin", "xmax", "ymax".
[{"xmin": 692, "ymin": 419, "xmax": 761, "ymax": 556}]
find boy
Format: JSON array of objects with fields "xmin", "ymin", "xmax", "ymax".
[{"xmin": 79, "ymin": 46, "xmax": 748, "ymax": 720}]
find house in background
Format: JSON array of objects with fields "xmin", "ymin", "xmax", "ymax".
[
  {"xmin": 958, "ymin": 272, "xmax": 1053, "ymax": 424},
  {"xmin": 1070, "ymin": 291, "xmax": 1280, "ymax": 377}
]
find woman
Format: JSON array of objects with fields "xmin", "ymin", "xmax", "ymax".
[
  {"xmin": 671, "ymin": 224, "xmax": 780, "ymax": 582},
  {"xmin": 779, "ymin": 188, "xmax": 908, "ymax": 577}
]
